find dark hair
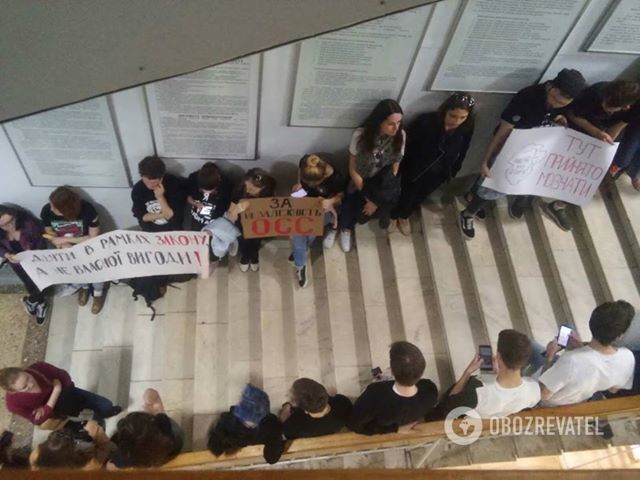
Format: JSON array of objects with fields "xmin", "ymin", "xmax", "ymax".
[
  {"xmin": 291, "ymin": 378, "xmax": 329, "ymax": 413},
  {"xmin": 497, "ymin": 329, "xmax": 532, "ymax": 370},
  {"xmin": 198, "ymin": 162, "xmax": 222, "ymax": 191},
  {"xmin": 0, "ymin": 204, "xmax": 28, "ymax": 241},
  {"xmin": 138, "ymin": 155, "xmax": 166, "ymax": 179},
  {"xmin": 358, "ymin": 99, "xmax": 404, "ymax": 155},
  {"xmin": 589, "ymin": 300, "xmax": 635, "ymax": 346},
  {"xmin": 603, "ymin": 80, "xmax": 640, "ymax": 109},
  {"xmin": 110, "ymin": 412, "xmax": 177, "ymax": 468},
  {"xmin": 0, "ymin": 368, "xmax": 23, "ymax": 391},
  {"xmin": 389, "ymin": 341, "xmax": 425, "ymax": 386},
  {"xmin": 34, "ymin": 430, "xmax": 95, "ymax": 469},
  {"xmin": 300, "ymin": 154, "xmax": 330, "ymax": 184},
  {"xmin": 236, "ymin": 168, "xmax": 276, "ymax": 198},
  {"xmin": 438, "ymin": 92, "xmax": 476, "ymax": 135},
  {"xmin": 49, "ymin": 186, "xmax": 82, "ymax": 221}
]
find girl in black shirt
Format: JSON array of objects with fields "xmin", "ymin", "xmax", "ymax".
[
  {"xmin": 227, "ymin": 168, "xmax": 276, "ymax": 272},
  {"xmin": 391, "ymin": 92, "xmax": 475, "ymax": 235}
]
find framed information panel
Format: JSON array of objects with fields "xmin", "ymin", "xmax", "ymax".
[
  {"xmin": 3, "ymin": 97, "xmax": 129, "ymax": 188},
  {"xmin": 431, "ymin": 0, "xmax": 587, "ymax": 93},
  {"xmin": 146, "ymin": 55, "xmax": 260, "ymax": 159},
  {"xmin": 290, "ymin": 6, "xmax": 432, "ymax": 128},
  {"xmin": 587, "ymin": 0, "xmax": 640, "ymax": 55}
]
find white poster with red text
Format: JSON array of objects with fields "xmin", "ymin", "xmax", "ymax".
[{"xmin": 482, "ymin": 127, "xmax": 618, "ymax": 206}]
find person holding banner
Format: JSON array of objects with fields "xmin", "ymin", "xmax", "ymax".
[
  {"xmin": 229, "ymin": 168, "xmax": 276, "ymax": 272},
  {"xmin": 40, "ymin": 187, "xmax": 108, "ymax": 314},
  {"xmin": 289, "ymin": 154, "xmax": 345, "ymax": 288},
  {"xmin": 459, "ymin": 68, "xmax": 587, "ymax": 238},
  {"xmin": 390, "ymin": 92, "xmax": 475, "ymax": 235},
  {"xmin": 0, "ymin": 204, "xmax": 49, "ymax": 324},
  {"xmin": 341, "ymin": 99, "xmax": 405, "ymax": 251},
  {"xmin": 567, "ymin": 81, "xmax": 640, "ymax": 186}
]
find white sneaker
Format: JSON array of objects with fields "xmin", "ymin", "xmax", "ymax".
[
  {"xmin": 228, "ymin": 239, "xmax": 239, "ymax": 257},
  {"xmin": 250, "ymin": 262, "xmax": 259, "ymax": 272},
  {"xmin": 339, "ymin": 229, "xmax": 352, "ymax": 253},
  {"xmin": 323, "ymin": 228, "xmax": 337, "ymax": 249},
  {"xmin": 239, "ymin": 262, "xmax": 249, "ymax": 272}
]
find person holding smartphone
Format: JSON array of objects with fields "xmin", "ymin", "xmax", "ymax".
[
  {"xmin": 440, "ymin": 330, "xmax": 540, "ymax": 418},
  {"xmin": 537, "ymin": 301, "xmax": 635, "ymax": 406}
]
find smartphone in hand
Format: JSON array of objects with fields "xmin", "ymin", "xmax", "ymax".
[
  {"xmin": 557, "ymin": 325, "xmax": 573, "ymax": 349},
  {"xmin": 479, "ymin": 345, "xmax": 493, "ymax": 371}
]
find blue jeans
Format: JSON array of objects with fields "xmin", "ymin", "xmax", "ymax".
[
  {"xmin": 291, "ymin": 212, "xmax": 336, "ymax": 269},
  {"xmin": 55, "ymin": 386, "xmax": 115, "ymax": 419},
  {"xmin": 613, "ymin": 122, "xmax": 640, "ymax": 178}
]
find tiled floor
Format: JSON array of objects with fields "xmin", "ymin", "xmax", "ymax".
[{"xmin": 35, "ymin": 179, "xmax": 640, "ymax": 466}]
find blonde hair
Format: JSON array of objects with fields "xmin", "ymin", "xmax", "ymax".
[
  {"xmin": 301, "ymin": 154, "xmax": 329, "ymax": 184},
  {"xmin": 0, "ymin": 368, "xmax": 23, "ymax": 391}
]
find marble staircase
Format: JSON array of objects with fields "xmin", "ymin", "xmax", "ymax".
[{"xmin": 36, "ymin": 178, "xmax": 640, "ymax": 468}]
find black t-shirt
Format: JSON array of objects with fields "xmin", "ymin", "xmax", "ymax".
[
  {"xmin": 282, "ymin": 394, "xmax": 352, "ymax": 439},
  {"xmin": 299, "ymin": 159, "xmax": 347, "ymax": 199},
  {"xmin": 617, "ymin": 100, "xmax": 640, "ymax": 126},
  {"xmin": 501, "ymin": 83, "xmax": 565, "ymax": 129},
  {"xmin": 131, "ymin": 174, "xmax": 186, "ymax": 232},
  {"xmin": 40, "ymin": 200, "xmax": 99, "ymax": 237},
  {"xmin": 186, "ymin": 171, "xmax": 232, "ymax": 229},
  {"xmin": 347, "ymin": 380, "xmax": 438, "ymax": 435},
  {"xmin": 570, "ymin": 82, "xmax": 620, "ymax": 131}
]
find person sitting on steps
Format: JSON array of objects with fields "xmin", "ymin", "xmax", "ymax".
[{"xmin": 459, "ymin": 68, "xmax": 587, "ymax": 238}]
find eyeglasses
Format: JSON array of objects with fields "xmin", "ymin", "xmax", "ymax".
[{"xmin": 451, "ymin": 92, "xmax": 476, "ymax": 108}]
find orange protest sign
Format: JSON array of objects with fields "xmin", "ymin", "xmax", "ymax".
[{"xmin": 239, "ymin": 197, "xmax": 324, "ymax": 239}]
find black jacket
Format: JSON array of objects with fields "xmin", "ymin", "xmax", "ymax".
[{"xmin": 401, "ymin": 112, "xmax": 473, "ymax": 183}]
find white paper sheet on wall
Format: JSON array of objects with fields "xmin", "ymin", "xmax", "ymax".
[
  {"xmin": 588, "ymin": 0, "xmax": 640, "ymax": 55},
  {"xmin": 289, "ymin": 6, "xmax": 432, "ymax": 128},
  {"xmin": 431, "ymin": 0, "xmax": 587, "ymax": 93},
  {"xmin": 145, "ymin": 55, "xmax": 260, "ymax": 160},
  {"xmin": 3, "ymin": 97, "xmax": 130, "ymax": 188}
]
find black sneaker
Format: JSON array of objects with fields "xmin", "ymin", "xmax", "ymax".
[
  {"xmin": 34, "ymin": 302, "xmax": 48, "ymax": 325},
  {"xmin": 459, "ymin": 212, "xmax": 475, "ymax": 239},
  {"xmin": 475, "ymin": 208, "xmax": 486, "ymax": 221},
  {"xmin": 296, "ymin": 265, "xmax": 308, "ymax": 288},
  {"xmin": 542, "ymin": 201, "xmax": 572, "ymax": 232},
  {"xmin": 21, "ymin": 297, "xmax": 37, "ymax": 316},
  {"xmin": 288, "ymin": 253, "xmax": 295, "ymax": 267},
  {"xmin": 509, "ymin": 200, "xmax": 525, "ymax": 220}
]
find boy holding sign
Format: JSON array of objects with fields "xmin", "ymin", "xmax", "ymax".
[{"xmin": 460, "ymin": 69, "xmax": 586, "ymax": 238}]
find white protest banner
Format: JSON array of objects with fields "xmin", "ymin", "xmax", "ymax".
[
  {"xmin": 16, "ymin": 230, "xmax": 210, "ymax": 291},
  {"xmin": 482, "ymin": 127, "xmax": 618, "ymax": 206}
]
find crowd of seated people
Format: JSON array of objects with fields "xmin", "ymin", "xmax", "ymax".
[
  {"xmin": 1, "ymin": 70, "xmax": 639, "ymax": 469},
  {"xmin": 1, "ymin": 300, "xmax": 637, "ymax": 469}
]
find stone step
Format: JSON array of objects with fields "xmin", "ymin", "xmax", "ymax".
[
  {"xmin": 459, "ymin": 202, "xmax": 526, "ymax": 348},
  {"xmin": 387, "ymin": 216, "xmax": 453, "ymax": 391},
  {"xmin": 322, "ymin": 241, "xmax": 371, "ymax": 399},
  {"xmin": 531, "ymin": 200, "xmax": 600, "ymax": 339},
  {"xmin": 607, "ymin": 177, "xmax": 640, "ymax": 271},
  {"xmin": 494, "ymin": 200, "xmax": 564, "ymax": 344},
  {"xmin": 420, "ymin": 203, "xmax": 487, "ymax": 379},
  {"xmin": 578, "ymin": 187, "xmax": 640, "ymax": 305}
]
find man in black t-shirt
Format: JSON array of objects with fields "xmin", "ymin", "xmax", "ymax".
[
  {"xmin": 131, "ymin": 156, "xmax": 186, "ymax": 232},
  {"xmin": 348, "ymin": 341, "xmax": 438, "ymax": 435},
  {"xmin": 279, "ymin": 378, "xmax": 352, "ymax": 439},
  {"xmin": 460, "ymin": 68, "xmax": 587, "ymax": 238}
]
